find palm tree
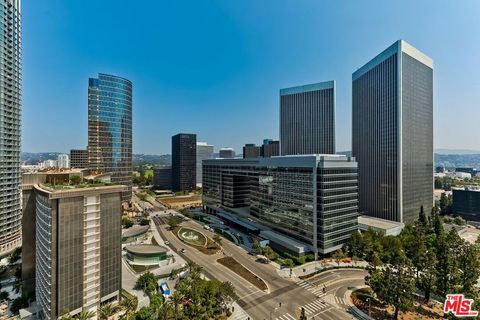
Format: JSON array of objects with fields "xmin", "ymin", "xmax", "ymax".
[
  {"xmin": 119, "ymin": 295, "xmax": 138, "ymax": 319},
  {"xmin": 213, "ymin": 234, "xmax": 222, "ymax": 247},
  {"xmin": 170, "ymin": 291, "xmax": 183, "ymax": 320},
  {"xmin": 74, "ymin": 310, "xmax": 96, "ymax": 320},
  {"xmin": 99, "ymin": 303, "xmax": 120, "ymax": 320},
  {"xmin": 154, "ymin": 300, "xmax": 174, "ymax": 319}
]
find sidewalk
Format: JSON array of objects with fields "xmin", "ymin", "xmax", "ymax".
[{"xmin": 275, "ymin": 259, "xmax": 368, "ymax": 279}]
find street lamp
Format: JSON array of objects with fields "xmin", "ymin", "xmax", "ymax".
[{"xmin": 366, "ymin": 298, "xmax": 371, "ymax": 316}]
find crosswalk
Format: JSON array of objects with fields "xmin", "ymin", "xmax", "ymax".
[
  {"xmin": 300, "ymin": 298, "xmax": 330, "ymax": 315},
  {"xmin": 275, "ymin": 313, "xmax": 297, "ymax": 320},
  {"xmin": 229, "ymin": 309, "xmax": 251, "ymax": 320},
  {"xmin": 295, "ymin": 280, "xmax": 326, "ymax": 297}
]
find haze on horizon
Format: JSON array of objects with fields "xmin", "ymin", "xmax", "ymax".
[{"xmin": 22, "ymin": 0, "xmax": 480, "ymax": 154}]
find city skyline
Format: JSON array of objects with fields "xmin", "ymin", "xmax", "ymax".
[{"xmin": 22, "ymin": 1, "xmax": 480, "ymax": 154}]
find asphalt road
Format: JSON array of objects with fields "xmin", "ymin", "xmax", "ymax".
[{"xmin": 136, "ymin": 195, "xmax": 366, "ymax": 319}]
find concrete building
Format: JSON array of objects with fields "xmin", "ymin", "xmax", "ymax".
[
  {"xmin": 262, "ymin": 139, "xmax": 280, "ymax": 158},
  {"xmin": 57, "ymin": 154, "xmax": 70, "ymax": 169},
  {"xmin": 172, "ymin": 134, "xmax": 196, "ymax": 192},
  {"xmin": 219, "ymin": 148, "xmax": 235, "ymax": 159},
  {"xmin": 70, "ymin": 149, "xmax": 88, "ymax": 168},
  {"xmin": 243, "ymin": 144, "xmax": 262, "ymax": 159},
  {"xmin": 280, "ymin": 81, "xmax": 335, "ymax": 156},
  {"xmin": 357, "ymin": 215, "xmax": 405, "ymax": 236},
  {"xmin": 0, "ymin": 0, "xmax": 22, "ymax": 256},
  {"xmin": 352, "ymin": 40, "xmax": 433, "ymax": 224},
  {"xmin": 88, "ymin": 73, "xmax": 132, "ymax": 201},
  {"xmin": 196, "ymin": 142, "xmax": 214, "ymax": 184},
  {"xmin": 21, "ymin": 172, "xmax": 125, "ymax": 319},
  {"xmin": 153, "ymin": 167, "xmax": 172, "ymax": 189},
  {"xmin": 456, "ymin": 167, "xmax": 477, "ymax": 177},
  {"xmin": 203, "ymin": 155, "xmax": 358, "ymax": 256},
  {"xmin": 453, "ymin": 188, "xmax": 480, "ymax": 222}
]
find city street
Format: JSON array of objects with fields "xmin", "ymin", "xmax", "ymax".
[{"xmin": 149, "ymin": 206, "xmax": 366, "ymax": 320}]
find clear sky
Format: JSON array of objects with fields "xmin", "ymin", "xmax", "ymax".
[{"xmin": 22, "ymin": 0, "xmax": 480, "ymax": 154}]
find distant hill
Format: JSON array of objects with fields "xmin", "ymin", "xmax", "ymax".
[
  {"xmin": 21, "ymin": 152, "xmax": 61, "ymax": 165},
  {"xmin": 435, "ymin": 148, "xmax": 480, "ymax": 155}
]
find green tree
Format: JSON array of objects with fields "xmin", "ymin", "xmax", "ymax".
[
  {"xmin": 140, "ymin": 218, "xmax": 150, "ymax": 226},
  {"xmin": 167, "ymin": 217, "xmax": 180, "ymax": 229},
  {"xmin": 8, "ymin": 247, "xmax": 21, "ymax": 264},
  {"xmin": 262, "ymin": 246, "xmax": 278, "ymax": 261},
  {"xmin": 252, "ymin": 239, "xmax": 262, "ymax": 255},
  {"xmin": 213, "ymin": 233, "xmax": 222, "ymax": 247},
  {"xmin": 74, "ymin": 310, "xmax": 96, "ymax": 320},
  {"xmin": 120, "ymin": 294, "xmax": 138, "ymax": 319},
  {"xmin": 418, "ymin": 206, "xmax": 427, "ymax": 228},
  {"xmin": 332, "ymin": 248, "xmax": 346, "ymax": 265},
  {"xmin": 217, "ymin": 281, "xmax": 235, "ymax": 312},
  {"xmin": 347, "ymin": 230, "xmax": 364, "ymax": 259},
  {"xmin": 122, "ymin": 216, "xmax": 134, "ymax": 228},
  {"xmin": 136, "ymin": 271, "xmax": 157, "ymax": 295},
  {"xmin": 418, "ymin": 250, "xmax": 437, "ymax": 303},
  {"xmin": 369, "ymin": 254, "xmax": 416, "ymax": 320},
  {"xmin": 70, "ymin": 175, "xmax": 81, "ymax": 185},
  {"xmin": 99, "ymin": 303, "xmax": 120, "ymax": 320}
]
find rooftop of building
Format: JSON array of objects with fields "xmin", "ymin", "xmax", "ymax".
[
  {"xmin": 122, "ymin": 225, "xmax": 150, "ymax": 238},
  {"xmin": 125, "ymin": 244, "xmax": 168, "ymax": 255},
  {"xmin": 358, "ymin": 215, "xmax": 405, "ymax": 230},
  {"xmin": 280, "ymin": 80, "xmax": 335, "ymax": 96}
]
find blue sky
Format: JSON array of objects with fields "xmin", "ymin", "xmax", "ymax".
[{"xmin": 23, "ymin": 0, "xmax": 480, "ymax": 154}]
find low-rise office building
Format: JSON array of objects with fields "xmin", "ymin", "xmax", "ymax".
[
  {"xmin": 219, "ymin": 148, "xmax": 235, "ymax": 159},
  {"xmin": 453, "ymin": 188, "xmax": 480, "ymax": 222},
  {"xmin": 153, "ymin": 167, "xmax": 172, "ymax": 189},
  {"xmin": 203, "ymin": 155, "xmax": 358, "ymax": 256},
  {"xmin": 21, "ymin": 172, "xmax": 125, "ymax": 319}
]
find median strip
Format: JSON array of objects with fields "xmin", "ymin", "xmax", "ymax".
[{"xmin": 217, "ymin": 256, "xmax": 268, "ymax": 291}]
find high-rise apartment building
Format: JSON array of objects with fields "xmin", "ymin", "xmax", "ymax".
[
  {"xmin": 352, "ymin": 40, "xmax": 433, "ymax": 223},
  {"xmin": 219, "ymin": 148, "xmax": 235, "ymax": 159},
  {"xmin": 196, "ymin": 142, "xmax": 213, "ymax": 184},
  {"xmin": 57, "ymin": 154, "xmax": 70, "ymax": 169},
  {"xmin": 172, "ymin": 133, "xmax": 196, "ymax": 192},
  {"xmin": 21, "ymin": 172, "xmax": 125, "ymax": 319},
  {"xmin": 70, "ymin": 149, "xmax": 88, "ymax": 168},
  {"xmin": 88, "ymin": 73, "xmax": 133, "ymax": 201},
  {"xmin": 280, "ymin": 81, "xmax": 335, "ymax": 156},
  {"xmin": 0, "ymin": 0, "xmax": 22, "ymax": 256}
]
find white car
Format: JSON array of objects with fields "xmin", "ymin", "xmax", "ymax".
[{"xmin": 164, "ymin": 241, "xmax": 170, "ymax": 245}]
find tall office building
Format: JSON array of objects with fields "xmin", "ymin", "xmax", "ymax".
[
  {"xmin": 172, "ymin": 134, "xmax": 196, "ymax": 192},
  {"xmin": 243, "ymin": 144, "xmax": 262, "ymax": 159},
  {"xmin": 219, "ymin": 148, "xmax": 235, "ymax": 159},
  {"xmin": 21, "ymin": 172, "xmax": 125, "ymax": 319},
  {"xmin": 70, "ymin": 149, "xmax": 88, "ymax": 168},
  {"xmin": 203, "ymin": 155, "xmax": 358, "ymax": 255},
  {"xmin": 0, "ymin": 0, "xmax": 22, "ymax": 256},
  {"xmin": 57, "ymin": 154, "xmax": 70, "ymax": 169},
  {"xmin": 88, "ymin": 73, "xmax": 133, "ymax": 201},
  {"xmin": 196, "ymin": 142, "xmax": 213, "ymax": 184},
  {"xmin": 352, "ymin": 40, "xmax": 433, "ymax": 223},
  {"xmin": 262, "ymin": 139, "xmax": 280, "ymax": 157},
  {"xmin": 280, "ymin": 81, "xmax": 335, "ymax": 156}
]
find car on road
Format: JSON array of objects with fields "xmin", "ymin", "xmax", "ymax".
[
  {"xmin": 164, "ymin": 241, "xmax": 170, "ymax": 245},
  {"xmin": 181, "ymin": 248, "xmax": 186, "ymax": 253}
]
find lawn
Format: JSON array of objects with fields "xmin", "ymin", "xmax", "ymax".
[
  {"xmin": 217, "ymin": 257, "xmax": 268, "ymax": 291},
  {"xmin": 177, "ymin": 227, "xmax": 208, "ymax": 246}
]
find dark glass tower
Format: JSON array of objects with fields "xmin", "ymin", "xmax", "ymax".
[
  {"xmin": 280, "ymin": 81, "xmax": 335, "ymax": 156},
  {"xmin": 352, "ymin": 40, "xmax": 433, "ymax": 223},
  {"xmin": 172, "ymin": 133, "xmax": 196, "ymax": 192},
  {"xmin": 88, "ymin": 73, "xmax": 133, "ymax": 201},
  {"xmin": 0, "ymin": 0, "xmax": 22, "ymax": 256}
]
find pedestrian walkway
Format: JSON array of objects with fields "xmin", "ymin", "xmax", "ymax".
[
  {"xmin": 300, "ymin": 298, "xmax": 330, "ymax": 316},
  {"xmin": 324, "ymin": 294, "xmax": 348, "ymax": 310},
  {"xmin": 229, "ymin": 302, "xmax": 251, "ymax": 320},
  {"xmin": 295, "ymin": 279, "xmax": 326, "ymax": 297},
  {"xmin": 275, "ymin": 312, "xmax": 297, "ymax": 320}
]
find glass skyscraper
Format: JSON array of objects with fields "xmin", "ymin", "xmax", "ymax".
[
  {"xmin": 0, "ymin": 0, "xmax": 22, "ymax": 256},
  {"xmin": 280, "ymin": 81, "xmax": 336, "ymax": 156},
  {"xmin": 352, "ymin": 40, "xmax": 433, "ymax": 223},
  {"xmin": 88, "ymin": 73, "xmax": 132, "ymax": 201},
  {"xmin": 172, "ymin": 133, "xmax": 196, "ymax": 192}
]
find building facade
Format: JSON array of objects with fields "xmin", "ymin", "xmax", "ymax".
[
  {"xmin": 280, "ymin": 81, "xmax": 335, "ymax": 156},
  {"xmin": 57, "ymin": 154, "xmax": 70, "ymax": 169},
  {"xmin": 219, "ymin": 148, "xmax": 235, "ymax": 159},
  {"xmin": 21, "ymin": 174, "xmax": 124, "ymax": 319},
  {"xmin": 453, "ymin": 188, "xmax": 480, "ymax": 222},
  {"xmin": 196, "ymin": 142, "xmax": 214, "ymax": 184},
  {"xmin": 153, "ymin": 167, "xmax": 172, "ymax": 189},
  {"xmin": 172, "ymin": 133, "xmax": 196, "ymax": 192},
  {"xmin": 262, "ymin": 139, "xmax": 280, "ymax": 158},
  {"xmin": 243, "ymin": 144, "xmax": 262, "ymax": 159},
  {"xmin": 203, "ymin": 155, "xmax": 358, "ymax": 255},
  {"xmin": 70, "ymin": 149, "xmax": 88, "ymax": 168},
  {"xmin": 0, "ymin": 0, "xmax": 22, "ymax": 256},
  {"xmin": 88, "ymin": 73, "xmax": 132, "ymax": 201},
  {"xmin": 352, "ymin": 40, "xmax": 433, "ymax": 224}
]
